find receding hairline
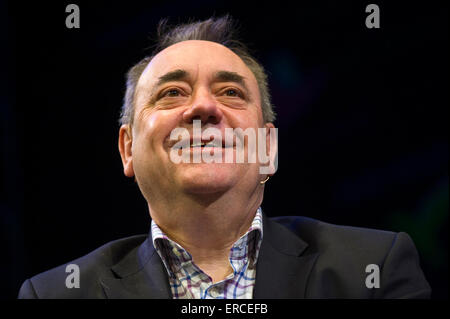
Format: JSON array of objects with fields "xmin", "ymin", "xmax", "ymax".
[
  {"xmin": 153, "ymin": 39, "xmax": 243, "ymax": 61},
  {"xmin": 139, "ymin": 39, "xmax": 254, "ymax": 80}
]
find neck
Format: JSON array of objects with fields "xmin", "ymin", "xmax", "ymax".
[{"xmin": 147, "ymin": 183, "xmax": 264, "ymax": 281}]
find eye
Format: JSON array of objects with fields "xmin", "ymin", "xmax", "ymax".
[
  {"xmin": 224, "ymin": 88, "xmax": 241, "ymax": 97},
  {"xmin": 163, "ymin": 88, "xmax": 181, "ymax": 97}
]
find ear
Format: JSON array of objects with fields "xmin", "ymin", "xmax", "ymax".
[
  {"xmin": 264, "ymin": 122, "xmax": 278, "ymax": 176},
  {"xmin": 118, "ymin": 124, "xmax": 135, "ymax": 177}
]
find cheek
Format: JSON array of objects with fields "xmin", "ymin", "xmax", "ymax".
[
  {"xmin": 134, "ymin": 109, "xmax": 182, "ymax": 150},
  {"xmin": 229, "ymin": 107, "xmax": 262, "ymax": 129},
  {"xmin": 146, "ymin": 112, "xmax": 162, "ymax": 132},
  {"xmin": 136, "ymin": 106, "xmax": 160, "ymax": 131}
]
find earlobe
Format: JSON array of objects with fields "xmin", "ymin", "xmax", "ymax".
[{"xmin": 118, "ymin": 125, "xmax": 135, "ymax": 177}]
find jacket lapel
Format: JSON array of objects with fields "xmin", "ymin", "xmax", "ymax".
[
  {"xmin": 253, "ymin": 215, "xmax": 319, "ymax": 298},
  {"xmin": 100, "ymin": 214, "xmax": 318, "ymax": 299},
  {"xmin": 100, "ymin": 237, "xmax": 172, "ymax": 299}
]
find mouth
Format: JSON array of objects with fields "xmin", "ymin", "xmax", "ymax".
[
  {"xmin": 189, "ymin": 140, "xmax": 234, "ymax": 149},
  {"xmin": 170, "ymin": 137, "xmax": 236, "ymax": 150}
]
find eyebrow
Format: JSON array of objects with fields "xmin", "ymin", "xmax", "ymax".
[
  {"xmin": 144, "ymin": 69, "xmax": 189, "ymax": 102},
  {"xmin": 156, "ymin": 69, "xmax": 189, "ymax": 87},
  {"xmin": 148, "ymin": 69, "xmax": 251, "ymax": 101},
  {"xmin": 156, "ymin": 69, "xmax": 248, "ymax": 88},
  {"xmin": 213, "ymin": 70, "xmax": 248, "ymax": 90}
]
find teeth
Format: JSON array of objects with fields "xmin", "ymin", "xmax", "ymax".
[
  {"xmin": 190, "ymin": 142, "xmax": 205, "ymax": 148},
  {"xmin": 204, "ymin": 141, "xmax": 220, "ymax": 147}
]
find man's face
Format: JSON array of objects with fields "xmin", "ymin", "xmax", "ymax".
[{"xmin": 119, "ymin": 40, "xmax": 273, "ymax": 201}]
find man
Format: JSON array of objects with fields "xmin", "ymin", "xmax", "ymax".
[{"xmin": 19, "ymin": 16, "xmax": 431, "ymax": 299}]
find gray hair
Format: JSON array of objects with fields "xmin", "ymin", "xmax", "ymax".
[{"xmin": 119, "ymin": 15, "xmax": 276, "ymax": 126}]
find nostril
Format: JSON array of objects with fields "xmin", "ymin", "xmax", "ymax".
[
  {"xmin": 188, "ymin": 115, "xmax": 219, "ymax": 125},
  {"xmin": 207, "ymin": 115, "xmax": 220, "ymax": 124}
]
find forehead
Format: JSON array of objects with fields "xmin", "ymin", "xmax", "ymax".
[{"xmin": 138, "ymin": 40, "xmax": 257, "ymax": 88}]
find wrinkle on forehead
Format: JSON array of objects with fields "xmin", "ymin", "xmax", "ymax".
[{"xmin": 140, "ymin": 40, "xmax": 255, "ymax": 87}]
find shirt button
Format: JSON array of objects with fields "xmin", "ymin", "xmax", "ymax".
[{"xmin": 209, "ymin": 286, "xmax": 220, "ymax": 298}]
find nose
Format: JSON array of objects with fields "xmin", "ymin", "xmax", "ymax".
[{"xmin": 182, "ymin": 89, "xmax": 223, "ymax": 125}]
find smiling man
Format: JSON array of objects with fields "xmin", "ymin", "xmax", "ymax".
[
  {"xmin": 118, "ymin": 34, "xmax": 276, "ymax": 292},
  {"xmin": 19, "ymin": 16, "xmax": 430, "ymax": 299}
]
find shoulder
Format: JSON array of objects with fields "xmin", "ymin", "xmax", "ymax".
[
  {"xmin": 266, "ymin": 215, "xmax": 401, "ymax": 278},
  {"xmin": 268, "ymin": 215, "xmax": 431, "ymax": 298},
  {"xmin": 269, "ymin": 215, "xmax": 398, "ymax": 254},
  {"xmin": 18, "ymin": 235, "xmax": 147, "ymax": 299}
]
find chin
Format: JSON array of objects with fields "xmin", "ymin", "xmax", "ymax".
[{"xmin": 178, "ymin": 164, "xmax": 237, "ymax": 194}]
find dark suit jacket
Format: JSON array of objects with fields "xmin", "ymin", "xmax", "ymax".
[{"xmin": 18, "ymin": 215, "xmax": 431, "ymax": 298}]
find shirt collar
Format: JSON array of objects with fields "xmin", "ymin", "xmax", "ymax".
[{"xmin": 151, "ymin": 207, "xmax": 264, "ymax": 276}]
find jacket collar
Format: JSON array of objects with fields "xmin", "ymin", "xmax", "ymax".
[
  {"xmin": 253, "ymin": 214, "xmax": 319, "ymax": 298},
  {"xmin": 101, "ymin": 214, "xmax": 318, "ymax": 299},
  {"xmin": 100, "ymin": 237, "xmax": 172, "ymax": 299}
]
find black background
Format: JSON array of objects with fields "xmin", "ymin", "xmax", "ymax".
[{"xmin": 2, "ymin": 0, "xmax": 448, "ymax": 299}]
